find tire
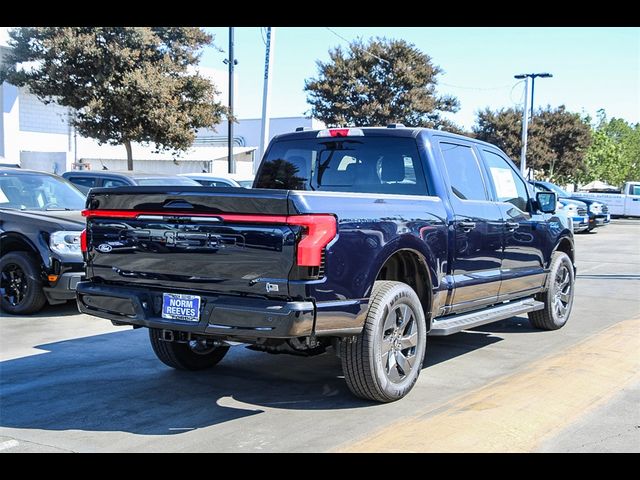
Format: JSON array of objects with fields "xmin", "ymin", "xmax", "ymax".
[
  {"xmin": 148, "ymin": 328, "xmax": 229, "ymax": 371},
  {"xmin": 528, "ymin": 251, "xmax": 575, "ymax": 330},
  {"xmin": 0, "ymin": 252, "xmax": 47, "ymax": 315},
  {"xmin": 340, "ymin": 280, "xmax": 427, "ymax": 403}
]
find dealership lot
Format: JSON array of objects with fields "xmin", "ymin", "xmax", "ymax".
[{"xmin": 1, "ymin": 220, "xmax": 639, "ymax": 452}]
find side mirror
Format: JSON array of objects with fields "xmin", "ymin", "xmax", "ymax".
[{"xmin": 536, "ymin": 191, "xmax": 557, "ymax": 213}]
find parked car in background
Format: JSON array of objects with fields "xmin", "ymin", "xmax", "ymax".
[
  {"xmin": 573, "ymin": 181, "xmax": 640, "ymax": 218},
  {"xmin": 179, "ymin": 173, "xmax": 255, "ymax": 188},
  {"xmin": 61, "ymin": 170, "xmax": 201, "ymax": 194},
  {"xmin": 530, "ymin": 184, "xmax": 589, "ymax": 233},
  {"xmin": 0, "ymin": 162, "xmax": 21, "ymax": 168},
  {"xmin": 0, "ymin": 168, "xmax": 85, "ymax": 314},
  {"xmin": 531, "ymin": 180, "xmax": 610, "ymax": 231}
]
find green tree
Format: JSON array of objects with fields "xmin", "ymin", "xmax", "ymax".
[
  {"xmin": 581, "ymin": 111, "xmax": 640, "ymax": 186},
  {"xmin": 304, "ymin": 37, "xmax": 460, "ymax": 131},
  {"xmin": 473, "ymin": 105, "xmax": 592, "ymax": 183},
  {"xmin": 0, "ymin": 27, "xmax": 226, "ymax": 170}
]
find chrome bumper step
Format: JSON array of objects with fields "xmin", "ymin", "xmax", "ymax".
[{"xmin": 429, "ymin": 298, "xmax": 544, "ymax": 336}]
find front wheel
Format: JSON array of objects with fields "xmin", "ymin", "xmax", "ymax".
[
  {"xmin": 0, "ymin": 252, "xmax": 47, "ymax": 315},
  {"xmin": 149, "ymin": 329, "xmax": 229, "ymax": 370},
  {"xmin": 528, "ymin": 251, "xmax": 575, "ymax": 330},
  {"xmin": 340, "ymin": 280, "xmax": 427, "ymax": 403}
]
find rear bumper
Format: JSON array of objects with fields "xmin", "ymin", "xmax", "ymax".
[{"xmin": 76, "ymin": 282, "xmax": 316, "ymax": 339}]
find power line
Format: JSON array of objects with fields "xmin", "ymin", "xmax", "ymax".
[
  {"xmin": 510, "ymin": 80, "xmax": 526, "ymax": 106},
  {"xmin": 325, "ymin": 27, "xmax": 390, "ymax": 64},
  {"xmin": 259, "ymin": 27, "xmax": 266, "ymax": 46},
  {"xmin": 439, "ymin": 81, "xmax": 514, "ymax": 91}
]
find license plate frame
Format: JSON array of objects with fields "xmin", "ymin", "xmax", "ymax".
[{"xmin": 161, "ymin": 293, "xmax": 201, "ymax": 322}]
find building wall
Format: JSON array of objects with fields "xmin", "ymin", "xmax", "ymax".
[
  {"xmin": 19, "ymin": 92, "xmax": 70, "ymax": 134},
  {"xmin": 2, "ymin": 87, "xmax": 319, "ymax": 174}
]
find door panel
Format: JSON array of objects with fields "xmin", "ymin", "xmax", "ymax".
[
  {"xmin": 480, "ymin": 149, "xmax": 546, "ymax": 298},
  {"xmin": 438, "ymin": 140, "xmax": 503, "ymax": 311}
]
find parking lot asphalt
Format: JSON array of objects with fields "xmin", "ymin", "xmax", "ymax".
[{"xmin": 1, "ymin": 220, "xmax": 639, "ymax": 453}]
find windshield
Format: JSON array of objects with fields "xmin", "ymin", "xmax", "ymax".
[
  {"xmin": 135, "ymin": 177, "xmax": 201, "ymax": 186},
  {"xmin": 255, "ymin": 137, "xmax": 428, "ymax": 195},
  {"xmin": 539, "ymin": 181, "xmax": 569, "ymax": 198},
  {"xmin": 238, "ymin": 180, "xmax": 254, "ymax": 188},
  {"xmin": 0, "ymin": 173, "xmax": 86, "ymax": 211}
]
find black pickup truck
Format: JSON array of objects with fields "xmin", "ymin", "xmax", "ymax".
[
  {"xmin": 77, "ymin": 126, "xmax": 575, "ymax": 402},
  {"xmin": 1, "ymin": 168, "xmax": 85, "ymax": 314}
]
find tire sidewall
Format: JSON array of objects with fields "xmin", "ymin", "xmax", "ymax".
[
  {"xmin": 0, "ymin": 252, "xmax": 44, "ymax": 314},
  {"xmin": 547, "ymin": 252, "xmax": 575, "ymax": 328},
  {"xmin": 370, "ymin": 285, "xmax": 427, "ymax": 400}
]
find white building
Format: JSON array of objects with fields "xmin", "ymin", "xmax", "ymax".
[{"xmin": 1, "ymin": 45, "xmax": 324, "ymax": 175}]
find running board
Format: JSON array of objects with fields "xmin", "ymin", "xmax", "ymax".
[{"xmin": 429, "ymin": 298, "xmax": 544, "ymax": 336}]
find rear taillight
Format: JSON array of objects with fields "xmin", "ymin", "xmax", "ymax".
[
  {"xmin": 317, "ymin": 128, "xmax": 364, "ymax": 138},
  {"xmin": 80, "ymin": 229, "xmax": 87, "ymax": 253},
  {"xmin": 287, "ymin": 215, "xmax": 337, "ymax": 267}
]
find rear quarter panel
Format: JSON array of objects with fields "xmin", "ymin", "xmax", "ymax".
[{"xmin": 289, "ymin": 191, "xmax": 449, "ymax": 310}]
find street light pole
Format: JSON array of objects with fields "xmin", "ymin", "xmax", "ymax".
[
  {"xmin": 258, "ymin": 27, "xmax": 275, "ymax": 174},
  {"xmin": 227, "ymin": 27, "xmax": 237, "ymax": 174},
  {"xmin": 514, "ymin": 72, "xmax": 553, "ymax": 178}
]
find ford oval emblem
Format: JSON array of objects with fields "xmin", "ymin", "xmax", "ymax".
[{"xmin": 97, "ymin": 244, "xmax": 113, "ymax": 253}]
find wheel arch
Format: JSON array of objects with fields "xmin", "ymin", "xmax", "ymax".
[
  {"xmin": 553, "ymin": 235, "xmax": 575, "ymax": 267},
  {"xmin": 373, "ymin": 247, "xmax": 434, "ymax": 328},
  {"xmin": 1, "ymin": 232, "xmax": 42, "ymax": 259}
]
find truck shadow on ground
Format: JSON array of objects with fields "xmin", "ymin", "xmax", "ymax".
[
  {"xmin": 3, "ymin": 302, "xmax": 81, "ymax": 318},
  {"xmin": 0, "ymin": 319, "xmax": 531, "ymax": 436}
]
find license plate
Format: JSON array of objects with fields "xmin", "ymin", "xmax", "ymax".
[{"xmin": 162, "ymin": 293, "xmax": 201, "ymax": 322}]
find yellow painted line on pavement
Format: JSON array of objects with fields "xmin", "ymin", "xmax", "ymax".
[{"xmin": 337, "ymin": 318, "xmax": 640, "ymax": 452}]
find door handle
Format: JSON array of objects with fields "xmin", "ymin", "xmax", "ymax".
[
  {"xmin": 458, "ymin": 221, "xmax": 476, "ymax": 231},
  {"xmin": 505, "ymin": 221, "xmax": 520, "ymax": 231}
]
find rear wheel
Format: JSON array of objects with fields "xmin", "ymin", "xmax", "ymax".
[
  {"xmin": 0, "ymin": 252, "xmax": 47, "ymax": 315},
  {"xmin": 149, "ymin": 329, "xmax": 229, "ymax": 370},
  {"xmin": 340, "ymin": 280, "xmax": 427, "ymax": 403},
  {"xmin": 529, "ymin": 252, "xmax": 575, "ymax": 330}
]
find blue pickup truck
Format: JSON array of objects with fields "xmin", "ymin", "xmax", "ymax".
[{"xmin": 76, "ymin": 126, "xmax": 575, "ymax": 402}]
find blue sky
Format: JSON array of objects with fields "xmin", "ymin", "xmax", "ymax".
[
  {"xmin": 200, "ymin": 27, "xmax": 639, "ymax": 129},
  {"xmin": 2, "ymin": 27, "xmax": 638, "ymax": 129}
]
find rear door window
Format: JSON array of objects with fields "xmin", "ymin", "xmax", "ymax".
[
  {"xmin": 439, "ymin": 142, "xmax": 488, "ymax": 201},
  {"xmin": 255, "ymin": 136, "xmax": 428, "ymax": 195}
]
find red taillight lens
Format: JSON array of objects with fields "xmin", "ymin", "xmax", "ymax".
[
  {"xmin": 80, "ymin": 229, "xmax": 87, "ymax": 253},
  {"xmin": 287, "ymin": 215, "xmax": 337, "ymax": 267}
]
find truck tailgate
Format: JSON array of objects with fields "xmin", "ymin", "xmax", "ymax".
[{"xmin": 83, "ymin": 187, "xmax": 299, "ymax": 297}]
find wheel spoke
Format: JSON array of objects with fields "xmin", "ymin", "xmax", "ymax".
[
  {"xmin": 396, "ymin": 351, "xmax": 415, "ymax": 375},
  {"xmin": 386, "ymin": 351, "xmax": 401, "ymax": 381},
  {"xmin": 560, "ymin": 291, "xmax": 571, "ymax": 303},
  {"xmin": 383, "ymin": 310, "xmax": 397, "ymax": 332},
  {"xmin": 400, "ymin": 331, "xmax": 418, "ymax": 349},
  {"xmin": 398, "ymin": 304, "xmax": 411, "ymax": 329}
]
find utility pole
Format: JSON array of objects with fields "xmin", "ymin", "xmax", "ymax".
[
  {"xmin": 515, "ymin": 75, "xmax": 530, "ymax": 176},
  {"xmin": 227, "ymin": 27, "xmax": 237, "ymax": 174},
  {"xmin": 514, "ymin": 72, "xmax": 553, "ymax": 179},
  {"xmin": 258, "ymin": 27, "xmax": 275, "ymax": 174}
]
